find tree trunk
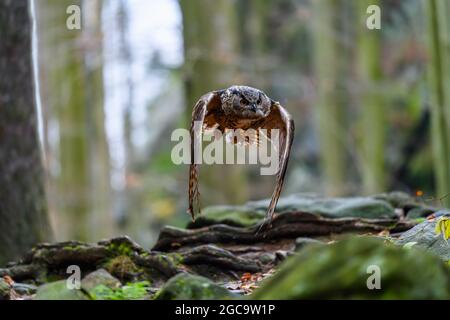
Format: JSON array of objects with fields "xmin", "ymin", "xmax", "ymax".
[
  {"xmin": 179, "ymin": 0, "xmax": 249, "ymax": 206},
  {"xmin": 83, "ymin": 0, "xmax": 114, "ymax": 239},
  {"xmin": 36, "ymin": 0, "xmax": 113, "ymax": 240},
  {"xmin": 0, "ymin": 0, "xmax": 52, "ymax": 265},
  {"xmin": 425, "ymin": 0, "xmax": 450, "ymax": 207},
  {"xmin": 356, "ymin": 0, "xmax": 385, "ymax": 194},
  {"xmin": 312, "ymin": 0, "xmax": 350, "ymax": 196}
]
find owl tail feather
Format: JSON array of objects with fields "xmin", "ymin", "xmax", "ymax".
[{"xmin": 188, "ymin": 164, "xmax": 201, "ymax": 221}]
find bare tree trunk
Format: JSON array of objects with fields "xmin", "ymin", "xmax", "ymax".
[
  {"xmin": 312, "ymin": 0, "xmax": 350, "ymax": 196},
  {"xmin": 83, "ymin": 0, "xmax": 114, "ymax": 239},
  {"xmin": 179, "ymin": 0, "xmax": 249, "ymax": 206},
  {"xmin": 37, "ymin": 0, "xmax": 112, "ymax": 240},
  {"xmin": 0, "ymin": 0, "xmax": 52, "ymax": 265},
  {"xmin": 356, "ymin": 0, "xmax": 385, "ymax": 194},
  {"xmin": 425, "ymin": 0, "xmax": 450, "ymax": 206},
  {"xmin": 36, "ymin": 0, "xmax": 89, "ymax": 240}
]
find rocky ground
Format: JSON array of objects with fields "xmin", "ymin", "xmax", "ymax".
[{"xmin": 1, "ymin": 192, "xmax": 449, "ymax": 300}]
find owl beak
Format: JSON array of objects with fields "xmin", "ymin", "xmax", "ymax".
[{"xmin": 250, "ymin": 104, "xmax": 257, "ymax": 112}]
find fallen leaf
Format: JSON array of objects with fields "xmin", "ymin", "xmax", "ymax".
[{"xmin": 3, "ymin": 275, "xmax": 14, "ymax": 285}]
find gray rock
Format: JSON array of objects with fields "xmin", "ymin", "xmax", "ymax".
[
  {"xmin": 81, "ymin": 268, "xmax": 121, "ymax": 295},
  {"xmin": 35, "ymin": 280, "xmax": 90, "ymax": 300},
  {"xmin": 258, "ymin": 253, "xmax": 276, "ymax": 264},
  {"xmin": 155, "ymin": 273, "xmax": 235, "ymax": 300},
  {"xmin": 396, "ymin": 215, "xmax": 450, "ymax": 261},
  {"xmin": 12, "ymin": 283, "xmax": 37, "ymax": 295},
  {"xmin": 406, "ymin": 207, "xmax": 435, "ymax": 219},
  {"xmin": 295, "ymin": 237, "xmax": 324, "ymax": 251},
  {"xmin": 373, "ymin": 191, "xmax": 417, "ymax": 208}
]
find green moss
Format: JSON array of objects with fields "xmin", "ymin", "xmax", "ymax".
[
  {"xmin": 168, "ymin": 253, "xmax": 184, "ymax": 265},
  {"xmin": 154, "ymin": 253, "xmax": 184, "ymax": 270},
  {"xmin": 62, "ymin": 245, "xmax": 83, "ymax": 251},
  {"xmin": 191, "ymin": 205, "xmax": 265, "ymax": 227},
  {"xmin": 104, "ymin": 255, "xmax": 139, "ymax": 279},
  {"xmin": 414, "ymin": 217, "xmax": 426, "ymax": 224},
  {"xmin": 90, "ymin": 281, "xmax": 151, "ymax": 300},
  {"xmin": 107, "ymin": 242, "xmax": 133, "ymax": 256}
]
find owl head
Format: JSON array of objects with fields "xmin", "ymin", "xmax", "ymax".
[{"xmin": 220, "ymin": 85, "xmax": 271, "ymax": 119}]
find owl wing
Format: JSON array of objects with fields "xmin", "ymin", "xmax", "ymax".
[
  {"xmin": 257, "ymin": 101, "xmax": 295, "ymax": 220},
  {"xmin": 188, "ymin": 91, "xmax": 222, "ymax": 220}
]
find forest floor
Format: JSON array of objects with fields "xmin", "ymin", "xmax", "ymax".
[{"xmin": 1, "ymin": 192, "xmax": 449, "ymax": 300}]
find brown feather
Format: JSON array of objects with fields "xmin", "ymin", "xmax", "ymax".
[
  {"xmin": 188, "ymin": 92, "xmax": 221, "ymax": 220},
  {"xmin": 252, "ymin": 101, "xmax": 295, "ymax": 220}
]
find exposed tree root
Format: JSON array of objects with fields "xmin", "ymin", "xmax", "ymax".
[
  {"xmin": 153, "ymin": 212, "xmax": 415, "ymax": 251},
  {"xmin": 0, "ymin": 236, "xmax": 261, "ymax": 284}
]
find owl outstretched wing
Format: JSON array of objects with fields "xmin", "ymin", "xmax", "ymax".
[
  {"xmin": 257, "ymin": 101, "xmax": 295, "ymax": 221},
  {"xmin": 188, "ymin": 91, "xmax": 222, "ymax": 220}
]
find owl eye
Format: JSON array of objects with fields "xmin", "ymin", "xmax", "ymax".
[
  {"xmin": 257, "ymin": 97, "xmax": 261, "ymax": 104},
  {"xmin": 241, "ymin": 98, "xmax": 249, "ymax": 106}
]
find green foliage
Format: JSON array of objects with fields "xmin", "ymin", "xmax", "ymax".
[{"xmin": 90, "ymin": 281, "xmax": 151, "ymax": 300}]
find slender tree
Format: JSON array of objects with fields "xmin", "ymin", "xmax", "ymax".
[
  {"xmin": 312, "ymin": 0, "xmax": 350, "ymax": 195},
  {"xmin": 179, "ymin": 0, "xmax": 249, "ymax": 205},
  {"xmin": 425, "ymin": 0, "xmax": 450, "ymax": 206},
  {"xmin": 0, "ymin": 0, "xmax": 52, "ymax": 265},
  {"xmin": 37, "ymin": 0, "xmax": 113, "ymax": 239},
  {"xmin": 356, "ymin": 0, "xmax": 385, "ymax": 194},
  {"xmin": 116, "ymin": 0, "xmax": 139, "ymax": 237},
  {"xmin": 83, "ymin": 0, "xmax": 113, "ymax": 239}
]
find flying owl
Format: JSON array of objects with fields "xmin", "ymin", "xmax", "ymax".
[{"xmin": 188, "ymin": 85, "xmax": 295, "ymax": 225}]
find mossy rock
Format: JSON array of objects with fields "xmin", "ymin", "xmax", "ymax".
[
  {"xmin": 81, "ymin": 269, "xmax": 121, "ymax": 298},
  {"xmin": 251, "ymin": 237, "xmax": 450, "ymax": 299},
  {"xmin": 373, "ymin": 191, "xmax": 417, "ymax": 209},
  {"xmin": 191, "ymin": 194, "xmax": 398, "ymax": 228},
  {"xmin": 247, "ymin": 194, "xmax": 396, "ymax": 219},
  {"xmin": 189, "ymin": 205, "xmax": 265, "ymax": 228},
  {"xmin": 406, "ymin": 207, "xmax": 435, "ymax": 219},
  {"xmin": 34, "ymin": 280, "xmax": 90, "ymax": 300},
  {"xmin": 396, "ymin": 214, "xmax": 450, "ymax": 261},
  {"xmin": 154, "ymin": 273, "xmax": 235, "ymax": 300}
]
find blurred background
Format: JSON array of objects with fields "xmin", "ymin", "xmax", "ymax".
[{"xmin": 8, "ymin": 0, "xmax": 450, "ymax": 249}]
